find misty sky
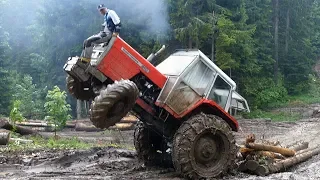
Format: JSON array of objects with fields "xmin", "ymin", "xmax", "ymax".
[{"xmin": 0, "ymin": 0, "xmax": 170, "ymax": 46}]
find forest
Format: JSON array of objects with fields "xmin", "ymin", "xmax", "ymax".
[{"xmin": 0, "ymin": 0, "xmax": 320, "ymax": 119}]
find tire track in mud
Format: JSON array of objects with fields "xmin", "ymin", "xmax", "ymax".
[{"xmin": 2, "ymin": 117, "xmax": 320, "ymax": 179}]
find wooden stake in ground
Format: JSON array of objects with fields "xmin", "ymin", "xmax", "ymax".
[
  {"xmin": 0, "ymin": 131, "xmax": 10, "ymax": 145},
  {"xmin": 246, "ymin": 143, "xmax": 296, "ymax": 157}
]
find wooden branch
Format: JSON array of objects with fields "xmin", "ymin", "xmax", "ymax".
[{"xmin": 246, "ymin": 143, "xmax": 296, "ymax": 157}]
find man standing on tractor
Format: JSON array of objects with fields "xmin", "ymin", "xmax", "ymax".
[{"xmin": 80, "ymin": 4, "xmax": 121, "ymax": 63}]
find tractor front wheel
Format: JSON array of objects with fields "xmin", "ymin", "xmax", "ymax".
[
  {"xmin": 90, "ymin": 79, "xmax": 139, "ymax": 129},
  {"xmin": 172, "ymin": 113, "xmax": 236, "ymax": 179}
]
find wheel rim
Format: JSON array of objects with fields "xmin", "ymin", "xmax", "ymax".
[
  {"xmin": 107, "ymin": 98, "xmax": 128, "ymax": 118},
  {"xmin": 192, "ymin": 130, "xmax": 228, "ymax": 176}
]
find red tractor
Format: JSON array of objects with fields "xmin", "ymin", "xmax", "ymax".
[{"xmin": 64, "ymin": 36, "xmax": 250, "ymax": 179}]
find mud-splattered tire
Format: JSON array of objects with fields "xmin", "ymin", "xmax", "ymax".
[
  {"xmin": 90, "ymin": 80, "xmax": 139, "ymax": 129},
  {"xmin": 172, "ymin": 113, "xmax": 236, "ymax": 179},
  {"xmin": 134, "ymin": 121, "xmax": 172, "ymax": 167},
  {"xmin": 66, "ymin": 75, "xmax": 95, "ymax": 101}
]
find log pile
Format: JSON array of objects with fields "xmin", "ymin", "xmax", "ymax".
[
  {"xmin": 238, "ymin": 133, "xmax": 320, "ymax": 176},
  {"xmin": 10, "ymin": 115, "xmax": 138, "ymax": 132}
]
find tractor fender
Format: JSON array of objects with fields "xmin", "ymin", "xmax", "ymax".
[{"xmin": 182, "ymin": 99, "xmax": 239, "ymax": 132}]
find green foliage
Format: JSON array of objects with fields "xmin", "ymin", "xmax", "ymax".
[
  {"xmin": 243, "ymin": 109, "xmax": 301, "ymax": 122},
  {"xmin": 44, "ymin": 86, "xmax": 71, "ymax": 136},
  {"xmin": 10, "ymin": 73, "xmax": 46, "ymax": 119},
  {"xmin": 1, "ymin": 135, "xmax": 134, "ymax": 152},
  {"xmin": 9, "ymin": 100, "xmax": 25, "ymax": 130},
  {"xmin": 0, "ymin": 0, "xmax": 320, "ymax": 119}
]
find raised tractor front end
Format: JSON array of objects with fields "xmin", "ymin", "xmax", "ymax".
[{"xmin": 63, "ymin": 36, "xmax": 250, "ymax": 179}]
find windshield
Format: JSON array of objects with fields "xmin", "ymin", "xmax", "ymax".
[{"xmin": 156, "ymin": 55, "xmax": 196, "ymax": 76}]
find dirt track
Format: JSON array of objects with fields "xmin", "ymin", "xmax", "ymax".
[{"xmin": 2, "ymin": 110, "xmax": 320, "ymax": 179}]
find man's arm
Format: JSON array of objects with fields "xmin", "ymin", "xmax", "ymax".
[{"xmin": 108, "ymin": 10, "xmax": 121, "ymax": 34}]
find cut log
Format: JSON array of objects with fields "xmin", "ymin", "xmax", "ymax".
[
  {"xmin": 296, "ymin": 146, "xmax": 318, "ymax": 155},
  {"xmin": 118, "ymin": 120, "xmax": 138, "ymax": 124},
  {"xmin": 0, "ymin": 119, "xmax": 40, "ymax": 136},
  {"xmin": 240, "ymin": 147, "xmax": 255, "ymax": 155},
  {"xmin": 289, "ymin": 142, "xmax": 309, "ymax": 152},
  {"xmin": 0, "ymin": 131, "xmax": 10, "ymax": 145},
  {"xmin": 257, "ymin": 151, "xmax": 285, "ymax": 159},
  {"xmin": 75, "ymin": 122, "xmax": 103, "ymax": 132},
  {"xmin": 16, "ymin": 122, "xmax": 49, "ymax": 127},
  {"xmin": 9, "ymin": 138, "xmax": 33, "ymax": 144},
  {"xmin": 255, "ymin": 165, "xmax": 269, "ymax": 176},
  {"xmin": 246, "ymin": 143, "xmax": 295, "ymax": 157},
  {"xmin": 113, "ymin": 123, "xmax": 134, "ymax": 130},
  {"xmin": 238, "ymin": 161, "xmax": 248, "ymax": 172},
  {"xmin": 246, "ymin": 160, "xmax": 259, "ymax": 171},
  {"xmin": 269, "ymin": 146, "xmax": 320, "ymax": 174}
]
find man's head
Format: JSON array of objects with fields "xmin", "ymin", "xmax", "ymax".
[{"xmin": 97, "ymin": 4, "xmax": 107, "ymax": 15}]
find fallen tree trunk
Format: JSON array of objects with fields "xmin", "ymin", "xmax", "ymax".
[
  {"xmin": 0, "ymin": 119, "xmax": 40, "ymax": 136},
  {"xmin": 75, "ymin": 122, "xmax": 103, "ymax": 132},
  {"xmin": 296, "ymin": 146, "xmax": 318, "ymax": 155},
  {"xmin": 246, "ymin": 143, "xmax": 296, "ymax": 157},
  {"xmin": 110, "ymin": 123, "xmax": 135, "ymax": 130},
  {"xmin": 269, "ymin": 146, "xmax": 320, "ymax": 174},
  {"xmin": 9, "ymin": 138, "xmax": 33, "ymax": 144},
  {"xmin": 0, "ymin": 131, "xmax": 10, "ymax": 145},
  {"xmin": 16, "ymin": 122, "xmax": 49, "ymax": 127},
  {"xmin": 118, "ymin": 120, "xmax": 137, "ymax": 124}
]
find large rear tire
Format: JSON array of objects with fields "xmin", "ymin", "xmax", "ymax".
[
  {"xmin": 66, "ymin": 75, "xmax": 95, "ymax": 101},
  {"xmin": 172, "ymin": 113, "xmax": 236, "ymax": 179},
  {"xmin": 90, "ymin": 80, "xmax": 139, "ymax": 129},
  {"xmin": 134, "ymin": 121, "xmax": 172, "ymax": 167}
]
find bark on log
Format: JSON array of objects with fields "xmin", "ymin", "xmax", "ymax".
[
  {"xmin": 0, "ymin": 119, "xmax": 40, "ymax": 136},
  {"xmin": 110, "ymin": 123, "xmax": 135, "ymax": 130},
  {"xmin": 257, "ymin": 151, "xmax": 285, "ymax": 159},
  {"xmin": 75, "ymin": 122, "xmax": 103, "ymax": 132},
  {"xmin": 238, "ymin": 161, "xmax": 248, "ymax": 172},
  {"xmin": 269, "ymin": 146, "xmax": 320, "ymax": 174},
  {"xmin": 0, "ymin": 131, "xmax": 10, "ymax": 145},
  {"xmin": 118, "ymin": 120, "xmax": 138, "ymax": 124},
  {"xmin": 296, "ymin": 146, "xmax": 318, "ymax": 155},
  {"xmin": 9, "ymin": 138, "xmax": 33, "ymax": 144},
  {"xmin": 289, "ymin": 142, "xmax": 309, "ymax": 152},
  {"xmin": 246, "ymin": 160, "xmax": 259, "ymax": 171},
  {"xmin": 246, "ymin": 143, "xmax": 295, "ymax": 157},
  {"xmin": 255, "ymin": 165, "xmax": 269, "ymax": 176}
]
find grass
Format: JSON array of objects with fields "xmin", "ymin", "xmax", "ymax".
[
  {"xmin": 0, "ymin": 135, "xmax": 134, "ymax": 152},
  {"xmin": 243, "ymin": 109, "xmax": 301, "ymax": 122},
  {"xmin": 244, "ymin": 93, "xmax": 320, "ymax": 122}
]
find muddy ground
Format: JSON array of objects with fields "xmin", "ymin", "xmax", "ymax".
[{"xmin": 2, "ymin": 106, "xmax": 320, "ymax": 179}]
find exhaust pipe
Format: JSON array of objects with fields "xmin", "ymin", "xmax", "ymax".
[{"xmin": 147, "ymin": 45, "xmax": 166, "ymax": 63}]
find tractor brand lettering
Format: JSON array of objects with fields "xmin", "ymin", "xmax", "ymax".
[{"xmin": 121, "ymin": 47, "xmax": 150, "ymax": 73}]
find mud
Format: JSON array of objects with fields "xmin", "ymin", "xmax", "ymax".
[{"xmin": 2, "ymin": 112, "xmax": 320, "ymax": 179}]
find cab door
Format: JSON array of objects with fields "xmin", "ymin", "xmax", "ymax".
[{"xmin": 164, "ymin": 58, "xmax": 216, "ymax": 115}]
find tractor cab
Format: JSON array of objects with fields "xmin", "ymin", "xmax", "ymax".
[{"xmin": 155, "ymin": 50, "xmax": 250, "ymax": 117}]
